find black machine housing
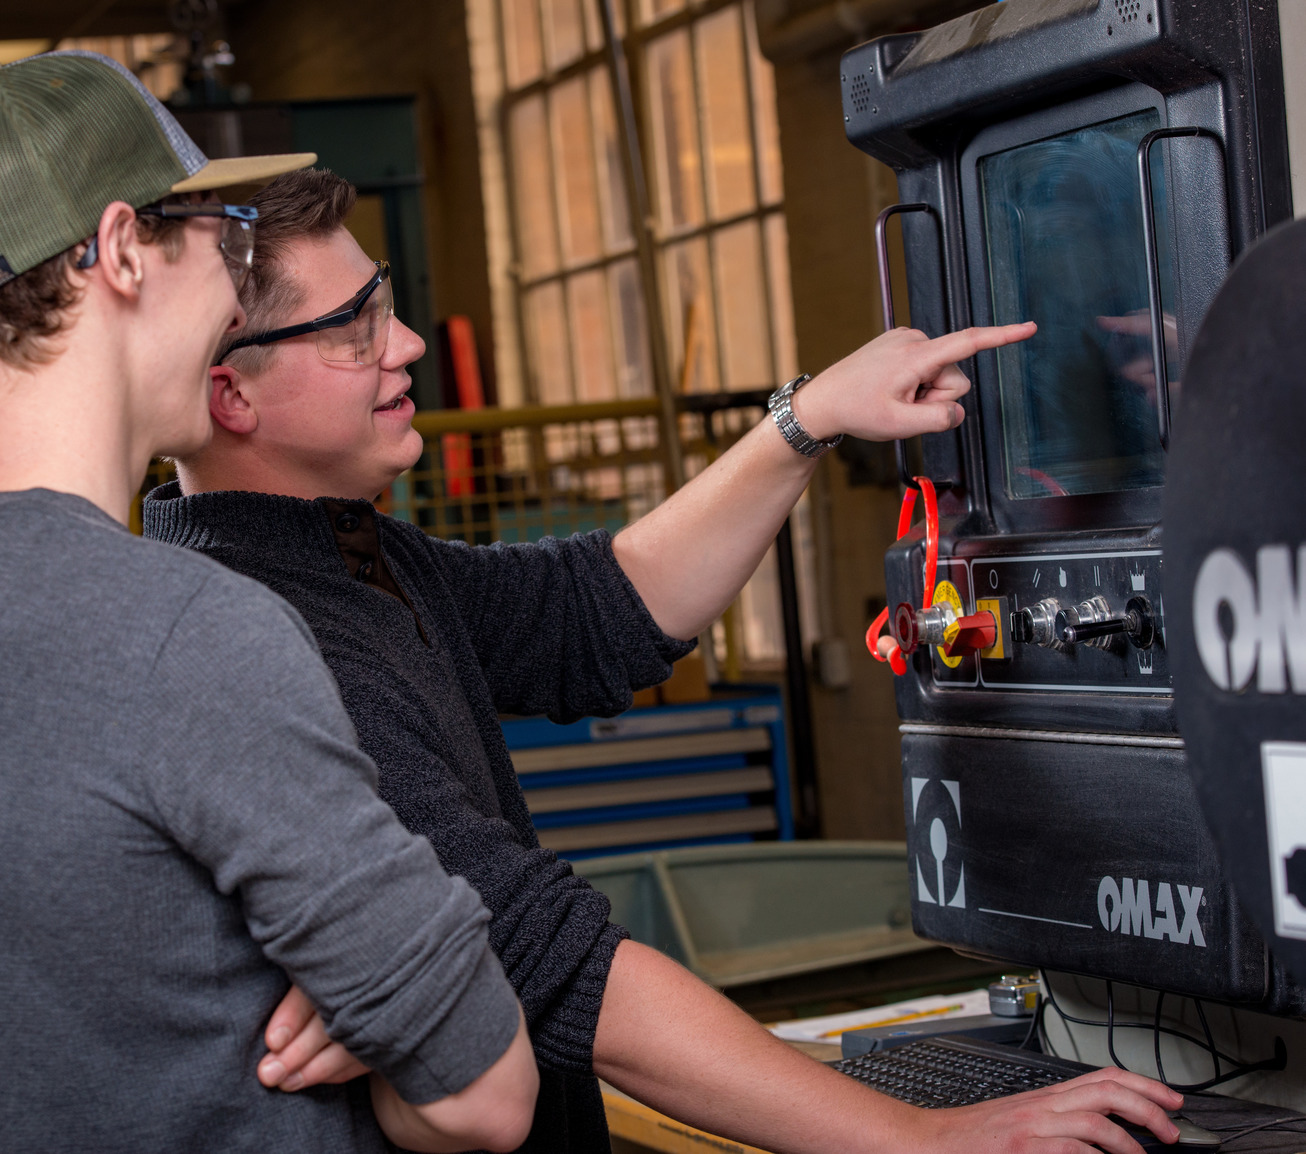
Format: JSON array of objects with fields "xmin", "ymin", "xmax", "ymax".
[{"xmin": 842, "ymin": 0, "xmax": 1303, "ymax": 1013}]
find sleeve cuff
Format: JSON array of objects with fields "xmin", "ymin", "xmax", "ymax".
[
  {"xmin": 387, "ymin": 946, "xmax": 524, "ymax": 1104},
  {"xmin": 594, "ymin": 530, "xmax": 697, "ymax": 668},
  {"xmin": 529, "ymin": 920, "xmax": 629, "ymax": 1074}
]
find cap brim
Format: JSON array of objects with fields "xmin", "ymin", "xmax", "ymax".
[{"xmin": 170, "ymin": 152, "xmax": 317, "ymax": 194}]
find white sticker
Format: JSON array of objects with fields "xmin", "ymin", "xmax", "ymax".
[{"xmin": 1261, "ymin": 741, "xmax": 1306, "ymax": 940}]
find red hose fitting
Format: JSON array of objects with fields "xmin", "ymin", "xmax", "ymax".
[{"xmin": 866, "ymin": 477, "xmax": 940, "ymax": 675}]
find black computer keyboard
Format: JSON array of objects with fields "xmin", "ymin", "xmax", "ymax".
[{"xmin": 832, "ymin": 1035, "xmax": 1089, "ymax": 1108}]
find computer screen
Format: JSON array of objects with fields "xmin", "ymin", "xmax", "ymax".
[{"xmin": 980, "ymin": 110, "xmax": 1173, "ymax": 501}]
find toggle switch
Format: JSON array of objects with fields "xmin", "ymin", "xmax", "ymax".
[{"xmin": 943, "ymin": 610, "xmax": 998, "ymax": 658}]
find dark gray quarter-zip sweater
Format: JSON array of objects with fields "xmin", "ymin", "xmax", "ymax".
[{"xmin": 144, "ymin": 482, "xmax": 694, "ymax": 1153}]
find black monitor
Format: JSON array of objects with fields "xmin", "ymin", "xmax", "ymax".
[{"xmin": 841, "ymin": 0, "xmax": 1304, "ymax": 1022}]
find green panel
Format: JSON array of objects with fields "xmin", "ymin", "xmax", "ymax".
[
  {"xmin": 578, "ymin": 842, "xmax": 924, "ymax": 987},
  {"xmin": 668, "ymin": 853, "xmax": 911, "ymax": 953},
  {"xmin": 290, "ymin": 98, "xmax": 420, "ymax": 182},
  {"xmin": 584, "ymin": 862, "xmax": 688, "ymax": 964}
]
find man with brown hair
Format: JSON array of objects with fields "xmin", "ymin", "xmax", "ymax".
[
  {"xmin": 146, "ymin": 166, "xmax": 1187, "ymax": 1154},
  {"xmin": 0, "ymin": 51, "xmax": 538, "ymax": 1153}
]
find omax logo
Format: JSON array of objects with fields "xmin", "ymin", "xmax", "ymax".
[
  {"xmin": 1193, "ymin": 546, "xmax": 1306, "ymax": 692},
  {"xmin": 910, "ymin": 777, "xmax": 965, "ymax": 909},
  {"xmin": 1097, "ymin": 877, "xmax": 1206, "ymax": 947}
]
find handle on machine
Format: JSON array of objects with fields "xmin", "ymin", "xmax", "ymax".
[
  {"xmin": 1137, "ymin": 126, "xmax": 1227, "ymax": 451},
  {"xmin": 874, "ymin": 203, "xmax": 951, "ymax": 490},
  {"xmin": 866, "ymin": 476, "xmax": 939, "ymax": 674}
]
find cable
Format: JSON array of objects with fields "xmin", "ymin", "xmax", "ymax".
[
  {"xmin": 1039, "ymin": 972, "xmax": 1287, "ymax": 1092},
  {"xmin": 917, "ymin": 476, "xmax": 939, "ymax": 608},
  {"xmin": 1019, "ymin": 994, "xmax": 1046, "ymax": 1051},
  {"xmin": 1206, "ymin": 1114, "xmax": 1306, "ymax": 1142},
  {"xmin": 1042, "ymin": 972, "xmax": 1249, "ymax": 1066},
  {"xmin": 1172, "ymin": 1038, "xmax": 1287, "ymax": 1093},
  {"xmin": 1106, "ymin": 981, "xmax": 1128, "ymax": 1071},
  {"xmin": 1153, "ymin": 989, "xmax": 1167, "ymax": 1086},
  {"xmin": 864, "ymin": 475, "xmax": 938, "ymax": 677},
  {"xmin": 1193, "ymin": 997, "xmax": 1220, "ymax": 1085}
]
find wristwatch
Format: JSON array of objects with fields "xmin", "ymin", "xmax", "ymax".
[{"xmin": 767, "ymin": 374, "xmax": 843, "ymax": 460}]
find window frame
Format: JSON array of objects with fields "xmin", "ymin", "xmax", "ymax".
[{"xmin": 494, "ymin": 0, "xmax": 793, "ymax": 405}]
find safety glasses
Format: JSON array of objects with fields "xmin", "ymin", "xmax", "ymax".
[
  {"xmin": 222, "ymin": 261, "xmax": 394, "ymax": 365},
  {"xmin": 76, "ymin": 203, "xmax": 258, "ymax": 290}
]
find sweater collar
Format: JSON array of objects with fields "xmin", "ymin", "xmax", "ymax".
[{"xmin": 142, "ymin": 480, "xmax": 375, "ymax": 566}]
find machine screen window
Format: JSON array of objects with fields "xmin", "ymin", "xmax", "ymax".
[{"xmin": 981, "ymin": 110, "xmax": 1172, "ymax": 500}]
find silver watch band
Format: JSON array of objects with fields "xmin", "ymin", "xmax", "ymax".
[{"xmin": 767, "ymin": 373, "xmax": 843, "ymax": 460}]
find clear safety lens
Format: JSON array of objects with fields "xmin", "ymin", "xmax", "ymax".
[
  {"xmin": 220, "ymin": 218, "xmax": 255, "ymax": 290},
  {"xmin": 315, "ymin": 277, "xmax": 394, "ymax": 364}
]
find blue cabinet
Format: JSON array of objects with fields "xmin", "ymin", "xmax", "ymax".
[{"xmin": 501, "ymin": 687, "xmax": 795, "ymax": 858}]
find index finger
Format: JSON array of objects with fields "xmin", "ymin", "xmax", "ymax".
[
  {"xmin": 1047, "ymin": 1067, "xmax": 1183, "ymax": 1110},
  {"xmin": 1038, "ymin": 1081, "xmax": 1181, "ymax": 1147},
  {"xmin": 921, "ymin": 322, "xmax": 1037, "ymax": 371},
  {"xmin": 265, "ymin": 984, "xmax": 317, "ymax": 1052}
]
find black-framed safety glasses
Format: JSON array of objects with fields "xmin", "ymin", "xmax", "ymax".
[
  {"xmin": 222, "ymin": 261, "xmax": 393, "ymax": 365},
  {"xmin": 76, "ymin": 203, "xmax": 258, "ymax": 291}
]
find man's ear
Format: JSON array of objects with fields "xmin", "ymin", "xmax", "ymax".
[
  {"xmin": 95, "ymin": 201, "xmax": 145, "ymax": 299},
  {"xmin": 209, "ymin": 364, "xmax": 258, "ymax": 435}
]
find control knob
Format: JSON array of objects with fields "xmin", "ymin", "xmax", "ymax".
[
  {"xmin": 1055, "ymin": 595, "xmax": 1156, "ymax": 649},
  {"xmin": 1011, "ymin": 598, "xmax": 1066, "ymax": 650}
]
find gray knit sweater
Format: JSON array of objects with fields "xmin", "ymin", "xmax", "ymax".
[
  {"xmin": 144, "ymin": 483, "xmax": 695, "ymax": 1152},
  {"xmin": 2, "ymin": 489, "xmax": 520, "ymax": 1153}
]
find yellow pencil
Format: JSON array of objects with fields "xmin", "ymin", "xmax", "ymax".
[{"xmin": 818, "ymin": 1002, "xmax": 967, "ymax": 1039}]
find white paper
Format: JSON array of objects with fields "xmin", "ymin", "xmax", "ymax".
[{"xmin": 768, "ymin": 987, "xmax": 993, "ymax": 1044}]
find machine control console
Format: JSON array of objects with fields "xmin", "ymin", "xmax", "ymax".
[{"xmin": 918, "ymin": 548, "xmax": 1170, "ymax": 693}]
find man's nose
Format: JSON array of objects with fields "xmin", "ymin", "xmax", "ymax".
[
  {"xmin": 228, "ymin": 298, "xmax": 248, "ymax": 334},
  {"xmin": 384, "ymin": 316, "xmax": 427, "ymax": 369}
]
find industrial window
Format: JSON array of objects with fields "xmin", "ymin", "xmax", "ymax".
[
  {"xmin": 471, "ymin": 0, "xmax": 814, "ymax": 670},
  {"xmin": 0, "ymin": 35, "xmax": 181, "ymax": 96},
  {"xmin": 492, "ymin": 0, "xmax": 797, "ymax": 405}
]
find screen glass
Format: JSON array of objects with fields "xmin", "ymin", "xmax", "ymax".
[{"xmin": 981, "ymin": 110, "xmax": 1174, "ymax": 500}]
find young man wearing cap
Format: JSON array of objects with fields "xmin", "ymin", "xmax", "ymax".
[
  {"xmin": 146, "ymin": 167, "xmax": 1187, "ymax": 1154},
  {"xmin": 0, "ymin": 51, "xmax": 538, "ymax": 1153}
]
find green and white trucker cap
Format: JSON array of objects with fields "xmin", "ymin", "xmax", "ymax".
[{"xmin": 0, "ymin": 50, "xmax": 315, "ymax": 284}]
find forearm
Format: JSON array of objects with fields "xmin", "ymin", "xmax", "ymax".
[
  {"xmin": 369, "ymin": 1009, "xmax": 539, "ymax": 1153},
  {"xmin": 612, "ymin": 324, "xmax": 1043, "ymax": 641},
  {"xmin": 592, "ymin": 941, "xmax": 921, "ymax": 1154},
  {"xmin": 613, "ymin": 417, "xmax": 816, "ymax": 641},
  {"xmin": 369, "ymin": 1077, "xmax": 471, "ymax": 1153}
]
